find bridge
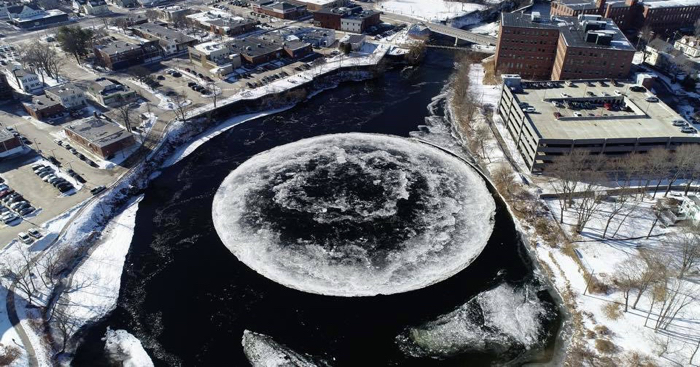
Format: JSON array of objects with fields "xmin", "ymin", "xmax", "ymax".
[{"xmin": 378, "ymin": 11, "xmax": 498, "ymax": 47}]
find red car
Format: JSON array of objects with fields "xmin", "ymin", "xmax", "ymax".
[
  {"xmin": 0, "ymin": 189, "xmax": 13, "ymax": 198},
  {"xmin": 553, "ymin": 112, "xmax": 562, "ymax": 119}
]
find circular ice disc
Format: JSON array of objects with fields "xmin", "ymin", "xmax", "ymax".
[{"xmin": 212, "ymin": 133, "xmax": 496, "ymax": 297}]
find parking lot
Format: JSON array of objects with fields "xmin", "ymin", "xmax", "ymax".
[{"xmin": 0, "ymin": 107, "xmax": 124, "ymax": 246}]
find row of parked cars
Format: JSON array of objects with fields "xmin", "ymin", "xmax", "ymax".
[
  {"xmin": 0, "ymin": 176, "xmax": 35, "ymax": 224},
  {"xmin": 672, "ymin": 119, "xmax": 697, "ymax": 134},
  {"xmin": 17, "ymin": 228, "xmax": 42, "ymax": 245},
  {"xmin": 31, "ymin": 163, "xmax": 75, "ymax": 194},
  {"xmin": 56, "ymin": 140, "xmax": 98, "ymax": 168},
  {"xmin": 187, "ymin": 82, "xmax": 211, "ymax": 95}
]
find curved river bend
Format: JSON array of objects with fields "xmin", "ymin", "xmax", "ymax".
[{"xmin": 73, "ymin": 49, "xmax": 562, "ymax": 366}]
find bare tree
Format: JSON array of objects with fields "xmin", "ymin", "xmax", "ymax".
[
  {"xmin": 632, "ymin": 251, "xmax": 667, "ymax": 309},
  {"xmin": 145, "ymin": 9, "xmax": 160, "ymax": 22},
  {"xmin": 51, "ymin": 306, "xmax": 79, "ymax": 354},
  {"xmin": 116, "ymin": 102, "xmax": 135, "ymax": 132},
  {"xmin": 654, "ymin": 278, "xmax": 697, "ymax": 331},
  {"xmin": 611, "ymin": 199, "xmax": 641, "ymax": 238},
  {"xmin": 0, "ymin": 247, "xmax": 39, "ymax": 306},
  {"xmin": 472, "ymin": 124, "xmax": 491, "ymax": 162},
  {"xmin": 112, "ymin": 17, "xmax": 130, "ymax": 33},
  {"xmin": 602, "ymin": 193, "xmax": 630, "ymax": 239},
  {"xmin": 19, "ymin": 42, "xmax": 64, "ymax": 83},
  {"xmin": 207, "ymin": 82, "xmax": 218, "ymax": 109},
  {"xmin": 646, "ymin": 148, "xmax": 671, "ymax": 198},
  {"xmin": 664, "ymin": 145, "xmax": 699, "ymax": 197},
  {"xmin": 492, "ymin": 165, "xmax": 516, "ymax": 198},
  {"xmin": 614, "ymin": 257, "xmax": 641, "ymax": 312},
  {"xmin": 664, "ymin": 230, "xmax": 700, "ymax": 279},
  {"xmin": 171, "ymin": 92, "xmax": 190, "ymax": 122},
  {"xmin": 549, "ymin": 151, "xmax": 591, "ymax": 223},
  {"xmin": 574, "ymin": 183, "xmax": 604, "ymax": 234}
]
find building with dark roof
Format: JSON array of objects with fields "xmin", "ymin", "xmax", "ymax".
[
  {"xmin": 7, "ymin": 5, "xmax": 68, "ymax": 28},
  {"xmin": 186, "ymin": 10, "xmax": 258, "ymax": 36},
  {"xmin": 64, "ymin": 118, "xmax": 136, "ymax": 159},
  {"xmin": 130, "ymin": 23, "xmax": 198, "ymax": 55},
  {"xmin": 495, "ymin": 13, "xmax": 635, "ymax": 80},
  {"xmin": 0, "ymin": 127, "xmax": 22, "ymax": 158},
  {"xmin": 550, "ymin": 0, "xmax": 700, "ymax": 35},
  {"xmin": 290, "ymin": 0, "xmax": 346, "ymax": 12},
  {"xmin": 93, "ymin": 34, "xmax": 162, "ymax": 70},
  {"xmin": 87, "ymin": 78, "xmax": 137, "ymax": 107},
  {"xmin": 45, "ymin": 83, "xmax": 86, "ymax": 110},
  {"xmin": 252, "ymin": 0, "xmax": 307, "ymax": 19},
  {"xmin": 314, "ymin": 5, "xmax": 379, "ymax": 32},
  {"xmin": 22, "ymin": 94, "xmax": 65, "ymax": 121}
]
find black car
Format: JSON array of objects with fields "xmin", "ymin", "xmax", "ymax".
[
  {"xmin": 187, "ymin": 81, "xmax": 197, "ymax": 87},
  {"xmin": 48, "ymin": 156, "xmax": 61, "ymax": 166},
  {"xmin": 58, "ymin": 185, "xmax": 73, "ymax": 193},
  {"xmin": 90, "ymin": 186, "xmax": 106, "ymax": 195},
  {"xmin": 157, "ymin": 75, "xmax": 166, "ymax": 80}
]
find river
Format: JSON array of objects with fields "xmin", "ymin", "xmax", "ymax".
[{"xmin": 72, "ymin": 49, "xmax": 562, "ymax": 367}]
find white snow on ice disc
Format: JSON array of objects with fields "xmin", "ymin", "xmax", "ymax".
[{"xmin": 212, "ymin": 133, "xmax": 496, "ymax": 296}]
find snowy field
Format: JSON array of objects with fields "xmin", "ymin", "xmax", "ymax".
[{"xmin": 376, "ymin": 0, "xmax": 487, "ymax": 22}]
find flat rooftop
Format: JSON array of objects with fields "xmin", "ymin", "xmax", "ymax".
[
  {"xmin": 511, "ymin": 79, "xmax": 696, "ymax": 140},
  {"xmin": 501, "ymin": 13, "xmax": 635, "ymax": 51},
  {"xmin": 65, "ymin": 118, "xmax": 133, "ymax": 148}
]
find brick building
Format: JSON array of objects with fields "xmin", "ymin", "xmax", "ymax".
[
  {"xmin": 252, "ymin": 0, "xmax": 307, "ymax": 19},
  {"xmin": 550, "ymin": 0, "xmax": 700, "ymax": 35},
  {"xmin": 290, "ymin": 0, "xmax": 346, "ymax": 12},
  {"xmin": 186, "ymin": 9, "xmax": 258, "ymax": 36},
  {"xmin": 495, "ymin": 13, "xmax": 635, "ymax": 80},
  {"xmin": 0, "ymin": 128, "xmax": 22, "ymax": 158},
  {"xmin": 93, "ymin": 35, "xmax": 162, "ymax": 70},
  {"xmin": 64, "ymin": 118, "xmax": 135, "ymax": 159},
  {"xmin": 22, "ymin": 95, "xmax": 65, "ymax": 121},
  {"xmin": 314, "ymin": 5, "xmax": 380, "ymax": 32}
]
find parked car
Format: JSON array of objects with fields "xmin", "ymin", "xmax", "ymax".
[
  {"xmin": 673, "ymin": 119, "xmax": 687, "ymax": 127},
  {"xmin": 28, "ymin": 228, "xmax": 42, "ymax": 238},
  {"xmin": 3, "ymin": 214, "xmax": 19, "ymax": 224},
  {"xmin": 645, "ymin": 96, "xmax": 659, "ymax": 102},
  {"xmin": 630, "ymin": 86, "xmax": 646, "ymax": 92},
  {"xmin": 17, "ymin": 232, "xmax": 33, "ymax": 244},
  {"xmin": 90, "ymin": 186, "xmax": 106, "ymax": 195},
  {"xmin": 681, "ymin": 126, "xmax": 696, "ymax": 134},
  {"xmin": 18, "ymin": 206, "xmax": 34, "ymax": 216}
]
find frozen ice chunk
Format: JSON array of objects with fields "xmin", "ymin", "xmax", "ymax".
[
  {"xmin": 103, "ymin": 327, "xmax": 154, "ymax": 367},
  {"xmin": 242, "ymin": 330, "xmax": 325, "ymax": 367},
  {"xmin": 397, "ymin": 284, "xmax": 549, "ymax": 358}
]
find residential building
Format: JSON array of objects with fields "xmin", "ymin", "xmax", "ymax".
[
  {"xmin": 189, "ymin": 40, "xmax": 243, "ymax": 77},
  {"xmin": 85, "ymin": 0, "xmax": 109, "ymax": 15},
  {"xmin": 496, "ymin": 76, "xmax": 700, "ymax": 171},
  {"xmin": 643, "ymin": 38, "xmax": 692, "ymax": 74},
  {"xmin": 64, "ymin": 118, "xmax": 136, "ymax": 159},
  {"xmin": 156, "ymin": 5, "xmax": 194, "ymax": 23},
  {"xmin": 314, "ymin": 5, "xmax": 380, "ymax": 32},
  {"xmin": 108, "ymin": 0, "xmax": 138, "ymax": 8},
  {"xmin": 9, "ymin": 68, "xmax": 42, "ymax": 94},
  {"xmin": 290, "ymin": 0, "xmax": 346, "ymax": 12},
  {"xmin": 339, "ymin": 34, "xmax": 365, "ymax": 51},
  {"xmin": 300, "ymin": 28, "xmax": 335, "ymax": 47},
  {"xmin": 186, "ymin": 10, "xmax": 258, "ymax": 36},
  {"xmin": 495, "ymin": 13, "xmax": 635, "ymax": 80},
  {"xmin": 93, "ymin": 34, "xmax": 162, "ymax": 70},
  {"xmin": 550, "ymin": 0, "xmax": 700, "ymax": 36},
  {"xmin": 22, "ymin": 95, "xmax": 65, "ymax": 121},
  {"xmin": 45, "ymin": 83, "xmax": 86, "ymax": 110},
  {"xmin": 130, "ymin": 23, "xmax": 197, "ymax": 55},
  {"xmin": 87, "ymin": 78, "xmax": 137, "ymax": 107},
  {"xmin": 7, "ymin": 5, "xmax": 68, "ymax": 28},
  {"xmin": 0, "ymin": 128, "xmax": 22, "ymax": 158},
  {"xmin": 252, "ymin": 0, "xmax": 307, "ymax": 19},
  {"xmin": 674, "ymin": 36, "xmax": 700, "ymax": 58}
]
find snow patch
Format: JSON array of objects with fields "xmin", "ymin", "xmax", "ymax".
[{"xmin": 104, "ymin": 328, "xmax": 154, "ymax": 367}]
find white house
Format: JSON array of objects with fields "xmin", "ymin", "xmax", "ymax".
[
  {"xmin": 45, "ymin": 83, "xmax": 86, "ymax": 110},
  {"xmin": 10, "ymin": 68, "xmax": 43, "ymax": 94},
  {"xmin": 674, "ymin": 36, "xmax": 700, "ymax": 58}
]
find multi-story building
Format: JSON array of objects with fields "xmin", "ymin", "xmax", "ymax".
[
  {"xmin": 74, "ymin": 0, "xmax": 110, "ymax": 15},
  {"xmin": 0, "ymin": 73, "xmax": 13, "ymax": 100},
  {"xmin": 674, "ymin": 36, "xmax": 700, "ymax": 58},
  {"xmin": 314, "ymin": 5, "xmax": 380, "ymax": 32},
  {"xmin": 45, "ymin": 83, "xmax": 86, "ymax": 110},
  {"xmin": 495, "ymin": 13, "xmax": 635, "ymax": 80},
  {"xmin": 550, "ymin": 0, "xmax": 700, "ymax": 35},
  {"xmin": 189, "ymin": 40, "xmax": 243, "ymax": 78},
  {"xmin": 130, "ymin": 23, "xmax": 197, "ymax": 55},
  {"xmin": 290, "ymin": 0, "xmax": 346, "ymax": 12},
  {"xmin": 252, "ymin": 0, "xmax": 307, "ymax": 19},
  {"xmin": 64, "ymin": 117, "xmax": 136, "ymax": 159},
  {"xmin": 93, "ymin": 34, "xmax": 162, "ymax": 70},
  {"xmin": 156, "ymin": 5, "xmax": 194, "ymax": 23},
  {"xmin": 186, "ymin": 9, "xmax": 258, "ymax": 36},
  {"xmin": 300, "ymin": 28, "xmax": 336, "ymax": 47},
  {"xmin": 10, "ymin": 68, "xmax": 43, "ymax": 94},
  {"xmin": 496, "ymin": 75, "xmax": 700, "ymax": 171},
  {"xmin": 87, "ymin": 78, "xmax": 137, "ymax": 107}
]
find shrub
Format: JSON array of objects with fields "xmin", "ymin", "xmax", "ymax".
[
  {"xmin": 595, "ymin": 339, "xmax": 617, "ymax": 354},
  {"xmin": 603, "ymin": 303, "xmax": 623, "ymax": 320},
  {"xmin": 594, "ymin": 325, "xmax": 612, "ymax": 337}
]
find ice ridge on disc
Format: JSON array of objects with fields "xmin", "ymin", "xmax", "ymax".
[
  {"xmin": 242, "ymin": 330, "xmax": 325, "ymax": 367},
  {"xmin": 212, "ymin": 133, "xmax": 496, "ymax": 296}
]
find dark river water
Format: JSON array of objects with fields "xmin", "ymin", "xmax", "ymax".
[{"xmin": 73, "ymin": 49, "xmax": 561, "ymax": 367}]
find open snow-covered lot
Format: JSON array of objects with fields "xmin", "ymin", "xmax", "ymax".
[{"xmin": 376, "ymin": 0, "xmax": 487, "ymax": 22}]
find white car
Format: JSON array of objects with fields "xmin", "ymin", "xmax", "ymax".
[
  {"xmin": 614, "ymin": 90, "xmax": 622, "ymax": 96},
  {"xmin": 524, "ymin": 107, "xmax": 536, "ymax": 113},
  {"xmin": 17, "ymin": 232, "xmax": 33, "ymax": 244},
  {"xmin": 672, "ymin": 120, "xmax": 687, "ymax": 126},
  {"xmin": 573, "ymin": 112, "xmax": 583, "ymax": 117}
]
